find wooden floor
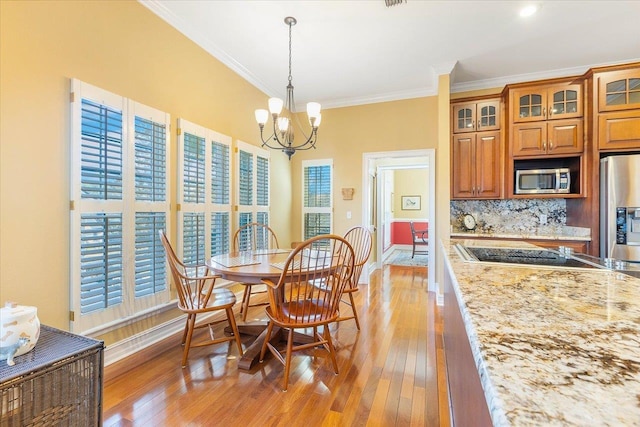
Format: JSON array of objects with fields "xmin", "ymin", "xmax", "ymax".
[{"xmin": 103, "ymin": 263, "xmax": 450, "ymax": 426}]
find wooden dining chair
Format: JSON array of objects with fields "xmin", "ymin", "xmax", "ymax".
[
  {"xmin": 410, "ymin": 221, "xmax": 429, "ymax": 258},
  {"xmin": 159, "ymin": 231, "xmax": 243, "ymax": 367},
  {"xmin": 337, "ymin": 226, "xmax": 372, "ymax": 330},
  {"xmin": 259, "ymin": 234, "xmax": 355, "ymax": 391},
  {"xmin": 233, "ymin": 222, "xmax": 281, "ymax": 321}
]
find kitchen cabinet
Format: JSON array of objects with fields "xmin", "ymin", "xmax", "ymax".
[
  {"xmin": 511, "ymin": 118, "xmax": 584, "ymax": 157},
  {"xmin": 451, "ymin": 96, "xmax": 503, "ymax": 200},
  {"xmin": 597, "ymin": 68, "xmax": 640, "ymax": 113},
  {"xmin": 452, "ymin": 99, "xmax": 500, "ymax": 133},
  {"xmin": 451, "ymin": 131, "xmax": 502, "ymax": 199},
  {"xmin": 505, "ymin": 78, "xmax": 586, "ymax": 198},
  {"xmin": 594, "ymin": 66, "xmax": 640, "ymax": 151},
  {"xmin": 511, "ymin": 82, "xmax": 582, "ymax": 123}
]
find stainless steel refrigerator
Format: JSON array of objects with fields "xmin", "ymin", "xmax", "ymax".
[{"xmin": 600, "ymin": 154, "xmax": 640, "ymax": 263}]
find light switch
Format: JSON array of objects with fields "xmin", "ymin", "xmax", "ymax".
[{"xmin": 347, "ymin": 211, "xmax": 352, "ymax": 219}]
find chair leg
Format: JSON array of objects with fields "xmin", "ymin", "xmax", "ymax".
[
  {"xmin": 181, "ymin": 314, "xmax": 197, "ymax": 367},
  {"xmin": 348, "ymin": 292, "xmax": 361, "ymax": 330},
  {"xmin": 181, "ymin": 314, "xmax": 192, "ymax": 345},
  {"xmin": 323, "ymin": 327, "xmax": 339, "ymax": 374},
  {"xmin": 241, "ymin": 285, "xmax": 252, "ymax": 321},
  {"xmin": 412, "ymin": 244, "xmax": 416, "ymax": 258},
  {"xmin": 282, "ymin": 328, "xmax": 295, "ymax": 391},
  {"xmin": 226, "ymin": 307, "xmax": 244, "ymax": 356},
  {"xmin": 259, "ymin": 321, "xmax": 275, "ymax": 363}
]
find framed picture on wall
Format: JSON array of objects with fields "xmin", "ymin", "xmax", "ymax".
[{"xmin": 401, "ymin": 195, "xmax": 421, "ymax": 210}]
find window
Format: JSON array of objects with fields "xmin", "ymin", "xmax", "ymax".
[
  {"xmin": 302, "ymin": 159, "xmax": 333, "ymax": 241},
  {"xmin": 70, "ymin": 79, "xmax": 171, "ymax": 334},
  {"xmin": 177, "ymin": 119, "xmax": 232, "ymax": 265},
  {"xmin": 235, "ymin": 141, "xmax": 271, "ymax": 242}
]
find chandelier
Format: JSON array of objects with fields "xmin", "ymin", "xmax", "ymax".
[{"xmin": 254, "ymin": 17, "xmax": 321, "ymax": 160}]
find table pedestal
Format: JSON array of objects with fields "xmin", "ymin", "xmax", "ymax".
[{"xmin": 226, "ymin": 323, "xmax": 315, "ymax": 370}]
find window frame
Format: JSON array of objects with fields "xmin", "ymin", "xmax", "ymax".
[
  {"xmin": 176, "ymin": 118, "xmax": 233, "ymax": 265},
  {"xmin": 235, "ymin": 140, "xmax": 271, "ymax": 232},
  {"xmin": 301, "ymin": 159, "xmax": 333, "ymax": 240},
  {"xmin": 69, "ymin": 79, "xmax": 171, "ymax": 334}
]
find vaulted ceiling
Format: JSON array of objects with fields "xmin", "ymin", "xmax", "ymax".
[{"xmin": 142, "ymin": 0, "xmax": 640, "ymax": 109}]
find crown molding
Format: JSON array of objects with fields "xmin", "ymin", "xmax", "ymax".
[
  {"xmin": 318, "ymin": 86, "xmax": 438, "ymax": 110},
  {"xmin": 451, "ymin": 58, "xmax": 640, "ymax": 93}
]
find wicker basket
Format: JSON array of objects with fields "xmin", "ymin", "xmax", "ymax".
[{"xmin": 0, "ymin": 325, "xmax": 104, "ymax": 426}]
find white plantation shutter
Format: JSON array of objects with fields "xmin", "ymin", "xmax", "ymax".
[
  {"xmin": 70, "ymin": 79, "xmax": 170, "ymax": 334},
  {"xmin": 129, "ymin": 102, "xmax": 171, "ymax": 312},
  {"xmin": 177, "ymin": 119, "xmax": 232, "ymax": 264},
  {"xmin": 211, "ymin": 141, "xmax": 231, "ymax": 256},
  {"xmin": 235, "ymin": 141, "xmax": 270, "ymax": 241},
  {"xmin": 302, "ymin": 159, "xmax": 333, "ymax": 241}
]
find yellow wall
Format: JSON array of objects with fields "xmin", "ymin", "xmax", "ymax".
[
  {"xmin": 393, "ymin": 169, "xmax": 429, "ymax": 219},
  {"xmin": 287, "ymin": 97, "xmax": 439, "ymax": 240},
  {"xmin": 0, "ymin": 1, "xmax": 292, "ymax": 331}
]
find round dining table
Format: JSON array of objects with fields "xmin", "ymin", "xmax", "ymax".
[
  {"xmin": 208, "ymin": 249, "xmax": 291, "ymax": 284},
  {"xmin": 207, "ymin": 249, "xmax": 314, "ymax": 370}
]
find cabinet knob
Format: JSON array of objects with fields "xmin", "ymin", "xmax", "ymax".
[
  {"xmin": 548, "ymin": 106, "xmax": 553, "ymax": 117},
  {"xmin": 543, "ymin": 141, "xmax": 547, "ymax": 150},
  {"xmin": 549, "ymin": 140, "xmax": 553, "ymax": 149}
]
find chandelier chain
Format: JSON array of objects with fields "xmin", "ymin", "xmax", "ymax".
[{"xmin": 288, "ymin": 21, "xmax": 293, "ymax": 85}]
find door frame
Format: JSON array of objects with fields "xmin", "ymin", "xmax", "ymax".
[{"xmin": 362, "ymin": 149, "xmax": 436, "ymax": 293}]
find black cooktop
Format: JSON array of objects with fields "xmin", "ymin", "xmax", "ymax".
[{"xmin": 464, "ymin": 247, "xmax": 599, "ymax": 269}]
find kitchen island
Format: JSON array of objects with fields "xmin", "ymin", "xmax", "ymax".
[{"xmin": 443, "ymin": 239, "xmax": 640, "ymax": 426}]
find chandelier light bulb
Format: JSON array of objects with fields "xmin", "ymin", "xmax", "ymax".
[
  {"xmin": 255, "ymin": 109, "xmax": 269, "ymax": 126},
  {"xmin": 268, "ymin": 98, "xmax": 284, "ymax": 115},
  {"xmin": 306, "ymin": 102, "xmax": 322, "ymax": 119},
  {"xmin": 309, "ymin": 113, "xmax": 322, "ymax": 128},
  {"xmin": 277, "ymin": 117, "xmax": 289, "ymax": 133}
]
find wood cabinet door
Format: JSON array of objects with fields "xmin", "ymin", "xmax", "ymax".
[
  {"xmin": 512, "ymin": 87, "xmax": 546, "ymax": 123},
  {"xmin": 548, "ymin": 118, "xmax": 584, "ymax": 154},
  {"xmin": 511, "ymin": 122, "xmax": 546, "ymax": 157},
  {"xmin": 547, "ymin": 83, "xmax": 582, "ymax": 119},
  {"xmin": 597, "ymin": 68, "xmax": 640, "ymax": 113},
  {"xmin": 475, "ymin": 131, "xmax": 502, "ymax": 198},
  {"xmin": 598, "ymin": 110, "xmax": 640, "ymax": 150},
  {"xmin": 451, "ymin": 134, "xmax": 475, "ymax": 198},
  {"xmin": 452, "ymin": 103, "xmax": 476, "ymax": 133},
  {"xmin": 476, "ymin": 100, "xmax": 500, "ymax": 131}
]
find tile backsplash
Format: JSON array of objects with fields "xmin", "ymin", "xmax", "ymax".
[{"xmin": 450, "ymin": 199, "xmax": 567, "ymax": 234}]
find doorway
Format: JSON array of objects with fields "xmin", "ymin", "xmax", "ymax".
[{"xmin": 362, "ymin": 149, "xmax": 436, "ymax": 293}]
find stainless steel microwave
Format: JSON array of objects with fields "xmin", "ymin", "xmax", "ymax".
[{"xmin": 515, "ymin": 168, "xmax": 571, "ymax": 194}]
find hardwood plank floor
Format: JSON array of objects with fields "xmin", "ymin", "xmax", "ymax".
[{"xmin": 103, "ymin": 264, "xmax": 450, "ymax": 426}]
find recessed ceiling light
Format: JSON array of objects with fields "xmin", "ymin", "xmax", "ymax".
[{"xmin": 519, "ymin": 4, "xmax": 539, "ymax": 17}]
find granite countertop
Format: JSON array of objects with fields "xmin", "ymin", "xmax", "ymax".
[{"xmin": 444, "ymin": 238, "xmax": 640, "ymax": 426}]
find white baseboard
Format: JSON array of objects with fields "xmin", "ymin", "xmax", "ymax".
[{"xmin": 103, "ymin": 310, "xmax": 220, "ymax": 366}]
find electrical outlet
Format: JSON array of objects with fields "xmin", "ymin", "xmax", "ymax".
[
  {"xmin": 347, "ymin": 211, "xmax": 352, "ymax": 219},
  {"xmin": 540, "ymin": 214, "xmax": 547, "ymax": 225}
]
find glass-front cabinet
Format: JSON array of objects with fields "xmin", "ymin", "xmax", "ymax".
[
  {"xmin": 451, "ymin": 96, "xmax": 503, "ymax": 199},
  {"xmin": 595, "ymin": 66, "xmax": 640, "ymax": 151},
  {"xmin": 452, "ymin": 99, "xmax": 500, "ymax": 133},
  {"xmin": 597, "ymin": 68, "xmax": 640, "ymax": 112},
  {"xmin": 512, "ymin": 82, "xmax": 582, "ymax": 123}
]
